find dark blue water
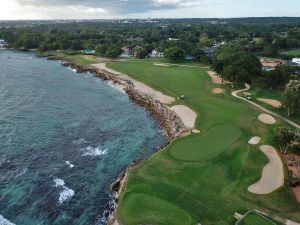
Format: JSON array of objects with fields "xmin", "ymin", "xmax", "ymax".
[{"xmin": 0, "ymin": 50, "xmax": 165, "ymax": 225}]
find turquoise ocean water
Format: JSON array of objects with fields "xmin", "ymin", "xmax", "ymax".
[{"xmin": 0, "ymin": 50, "xmax": 165, "ymax": 225}]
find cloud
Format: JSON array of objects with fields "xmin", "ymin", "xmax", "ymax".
[
  {"xmin": 13, "ymin": 0, "xmax": 222, "ymax": 15},
  {"xmin": 0, "ymin": 0, "xmax": 109, "ymax": 20},
  {"xmin": 1, "ymin": 0, "xmax": 300, "ymax": 20}
]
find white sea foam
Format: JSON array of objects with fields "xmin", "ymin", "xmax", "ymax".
[
  {"xmin": 0, "ymin": 215, "xmax": 16, "ymax": 225},
  {"xmin": 54, "ymin": 178, "xmax": 65, "ymax": 187},
  {"xmin": 81, "ymin": 146, "xmax": 108, "ymax": 157},
  {"xmin": 107, "ymin": 80, "xmax": 126, "ymax": 93},
  {"xmin": 59, "ymin": 187, "xmax": 75, "ymax": 204},
  {"xmin": 65, "ymin": 161, "xmax": 74, "ymax": 168},
  {"xmin": 67, "ymin": 67, "xmax": 77, "ymax": 73},
  {"xmin": 54, "ymin": 179, "xmax": 74, "ymax": 204}
]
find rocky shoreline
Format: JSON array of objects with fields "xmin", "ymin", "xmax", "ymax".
[
  {"xmin": 56, "ymin": 59, "xmax": 187, "ymax": 141},
  {"xmin": 45, "ymin": 55, "xmax": 188, "ymax": 225}
]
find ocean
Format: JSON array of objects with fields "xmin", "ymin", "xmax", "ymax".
[{"xmin": 0, "ymin": 50, "xmax": 166, "ymax": 225}]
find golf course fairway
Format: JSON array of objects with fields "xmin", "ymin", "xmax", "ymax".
[{"xmin": 107, "ymin": 60, "xmax": 300, "ymax": 225}]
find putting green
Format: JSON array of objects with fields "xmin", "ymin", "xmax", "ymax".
[
  {"xmin": 169, "ymin": 124, "xmax": 242, "ymax": 161},
  {"xmin": 119, "ymin": 193, "xmax": 192, "ymax": 225}
]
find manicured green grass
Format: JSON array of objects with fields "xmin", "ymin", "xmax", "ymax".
[
  {"xmin": 120, "ymin": 193, "xmax": 192, "ymax": 225},
  {"xmin": 280, "ymin": 49, "xmax": 300, "ymax": 57},
  {"xmin": 244, "ymin": 86, "xmax": 300, "ymax": 124},
  {"xmin": 120, "ymin": 56, "xmax": 207, "ymax": 67},
  {"xmin": 107, "ymin": 61, "xmax": 300, "ymax": 225},
  {"xmin": 169, "ymin": 124, "xmax": 242, "ymax": 161},
  {"xmin": 239, "ymin": 213, "xmax": 276, "ymax": 225}
]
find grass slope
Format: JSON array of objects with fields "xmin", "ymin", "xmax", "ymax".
[
  {"xmin": 280, "ymin": 49, "xmax": 300, "ymax": 57},
  {"xmin": 107, "ymin": 61, "xmax": 300, "ymax": 225},
  {"xmin": 239, "ymin": 213, "xmax": 276, "ymax": 225}
]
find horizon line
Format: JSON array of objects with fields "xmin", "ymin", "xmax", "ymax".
[{"xmin": 1, "ymin": 16, "xmax": 300, "ymax": 21}]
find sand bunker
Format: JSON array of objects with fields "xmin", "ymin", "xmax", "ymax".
[
  {"xmin": 212, "ymin": 88, "xmax": 224, "ymax": 94},
  {"xmin": 248, "ymin": 136, "xmax": 261, "ymax": 145},
  {"xmin": 258, "ymin": 98, "xmax": 282, "ymax": 108},
  {"xmin": 248, "ymin": 145, "xmax": 284, "ymax": 194},
  {"xmin": 92, "ymin": 63, "xmax": 175, "ymax": 104},
  {"xmin": 154, "ymin": 63, "xmax": 170, "ymax": 67},
  {"xmin": 207, "ymin": 71, "xmax": 230, "ymax": 84},
  {"xmin": 92, "ymin": 63, "xmax": 122, "ymax": 75},
  {"xmin": 192, "ymin": 129, "xmax": 200, "ymax": 133},
  {"xmin": 258, "ymin": 113, "xmax": 276, "ymax": 125},
  {"xmin": 170, "ymin": 105, "xmax": 197, "ymax": 129}
]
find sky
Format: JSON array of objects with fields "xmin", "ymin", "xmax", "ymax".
[{"xmin": 1, "ymin": 0, "xmax": 300, "ymax": 20}]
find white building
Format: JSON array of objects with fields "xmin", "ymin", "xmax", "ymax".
[
  {"xmin": 292, "ymin": 58, "xmax": 300, "ymax": 65},
  {"xmin": 0, "ymin": 39, "xmax": 7, "ymax": 47},
  {"xmin": 149, "ymin": 49, "xmax": 164, "ymax": 57}
]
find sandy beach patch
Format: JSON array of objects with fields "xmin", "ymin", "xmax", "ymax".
[
  {"xmin": 92, "ymin": 63, "xmax": 175, "ymax": 104},
  {"xmin": 258, "ymin": 113, "xmax": 276, "ymax": 125},
  {"xmin": 257, "ymin": 98, "xmax": 282, "ymax": 108},
  {"xmin": 121, "ymin": 74, "xmax": 175, "ymax": 104},
  {"xmin": 212, "ymin": 88, "xmax": 224, "ymax": 94},
  {"xmin": 154, "ymin": 63, "xmax": 170, "ymax": 67},
  {"xmin": 92, "ymin": 63, "xmax": 122, "ymax": 75},
  {"xmin": 248, "ymin": 136, "xmax": 261, "ymax": 145},
  {"xmin": 286, "ymin": 220, "xmax": 300, "ymax": 225},
  {"xmin": 248, "ymin": 145, "xmax": 284, "ymax": 194},
  {"xmin": 170, "ymin": 105, "xmax": 197, "ymax": 129},
  {"xmin": 207, "ymin": 71, "xmax": 230, "ymax": 84}
]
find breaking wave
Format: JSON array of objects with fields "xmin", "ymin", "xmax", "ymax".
[
  {"xmin": 81, "ymin": 146, "xmax": 108, "ymax": 157},
  {"xmin": 0, "ymin": 215, "xmax": 15, "ymax": 225}
]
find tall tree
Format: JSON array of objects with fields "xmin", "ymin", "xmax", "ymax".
[
  {"xmin": 213, "ymin": 45, "xmax": 261, "ymax": 84},
  {"xmin": 282, "ymin": 80, "xmax": 300, "ymax": 117},
  {"xmin": 105, "ymin": 46, "xmax": 122, "ymax": 59},
  {"xmin": 164, "ymin": 46, "xmax": 186, "ymax": 61},
  {"xmin": 272, "ymin": 126, "xmax": 296, "ymax": 154}
]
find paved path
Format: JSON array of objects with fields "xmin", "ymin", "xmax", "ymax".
[{"xmin": 232, "ymin": 84, "xmax": 300, "ymax": 130}]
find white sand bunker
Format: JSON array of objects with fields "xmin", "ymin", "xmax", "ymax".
[
  {"xmin": 170, "ymin": 105, "xmax": 197, "ymax": 129},
  {"xmin": 248, "ymin": 145, "xmax": 284, "ymax": 194},
  {"xmin": 154, "ymin": 63, "xmax": 170, "ymax": 67},
  {"xmin": 207, "ymin": 71, "xmax": 230, "ymax": 84},
  {"xmin": 248, "ymin": 136, "xmax": 261, "ymax": 145},
  {"xmin": 212, "ymin": 88, "xmax": 224, "ymax": 94},
  {"xmin": 258, "ymin": 98, "xmax": 282, "ymax": 108},
  {"xmin": 192, "ymin": 129, "xmax": 200, "ymax": 133},
  {"xmin": 258, "ymin": 113, "xmax": 276, "ymax": 125}
]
